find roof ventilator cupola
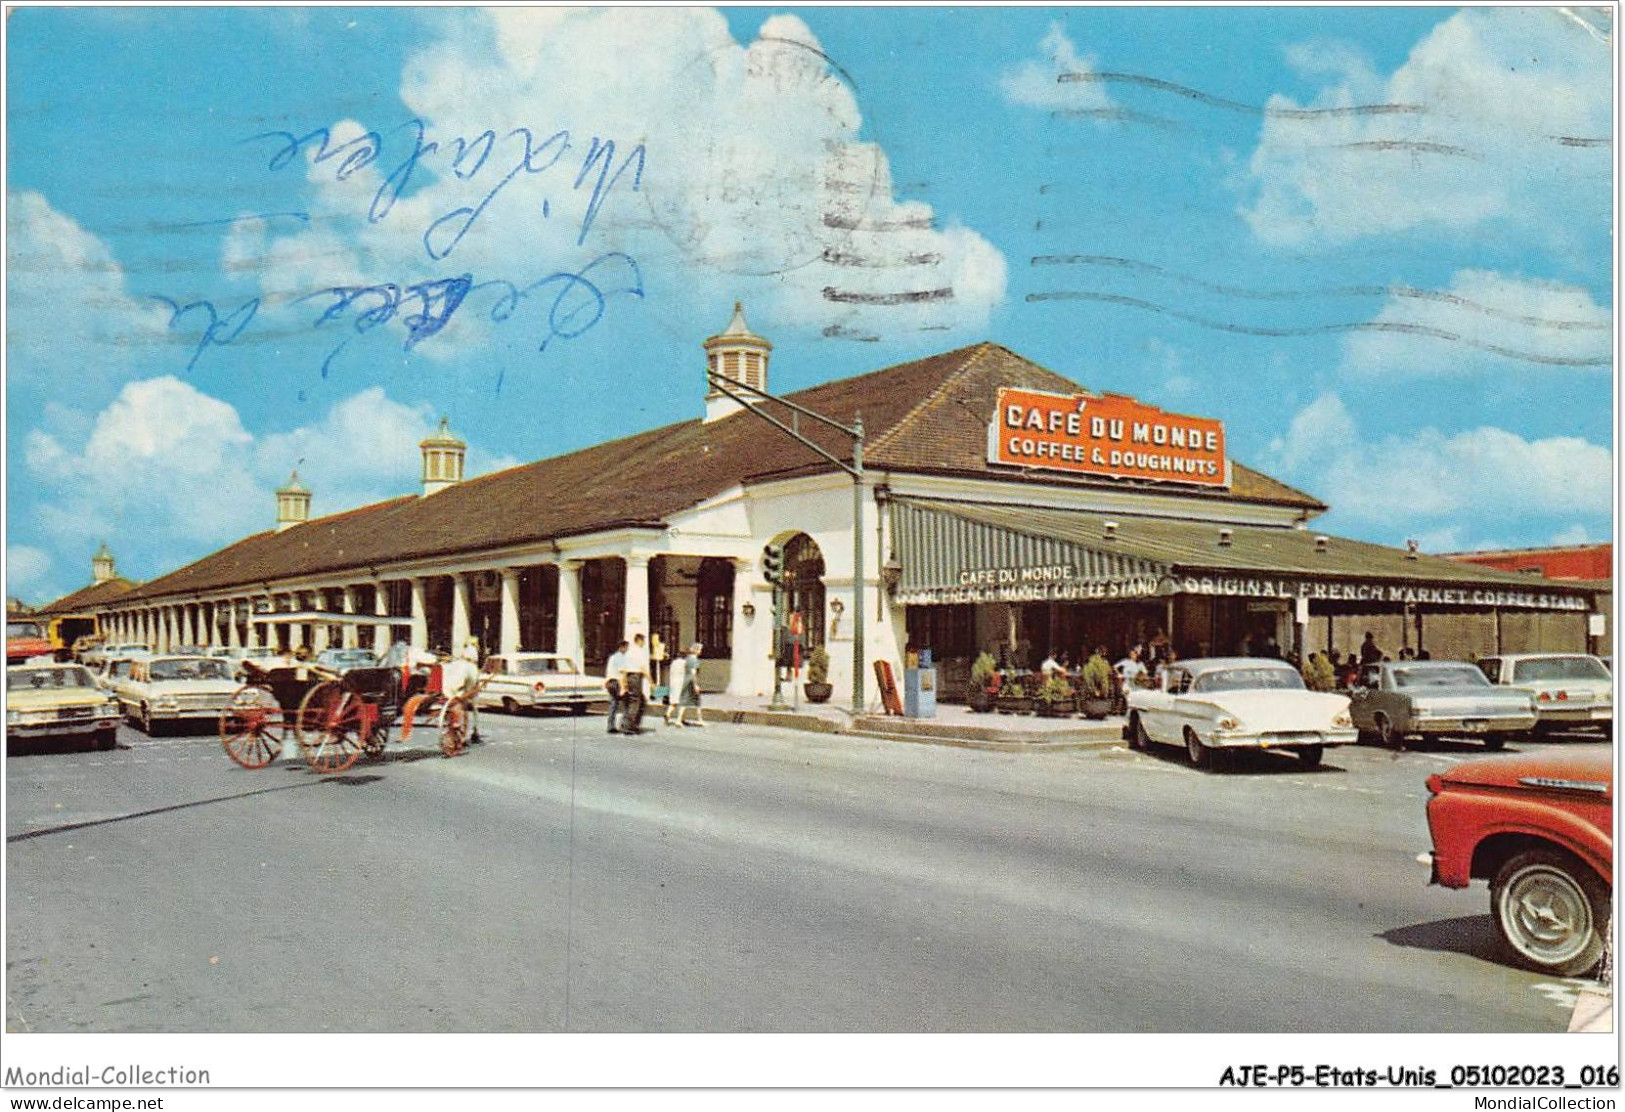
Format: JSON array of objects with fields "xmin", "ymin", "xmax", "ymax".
[
  {"xmin": 1314, "ymin": 535, "xmax": 1330, "ymax": 553},
  {"xmin": 1217, "ymin": 528, "xmax": 1233, "ymax": 547},
  {"xmin": 1103, "ymin": 520, "xmax": 1119, "ymax": 541},
  {"xmin": 703, "ymin": 302, "xmax": 772, "ymax": 424},
  {"xmin": 275, "ymin": 471, "xmax": 311, "ymax": 533},
  {"xmin": 421, "ymin": 416, "xmax": 467, "ymax": 496},
  {"xmin": 1405, "ymin": 539, "xmax": 1420, "ymax": 560}
]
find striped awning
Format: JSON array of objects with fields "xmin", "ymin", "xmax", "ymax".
[{"xmin": 889, "ymin": 499, "xmax": 1168, "ymax": 605}]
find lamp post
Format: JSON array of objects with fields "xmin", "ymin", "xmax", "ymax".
[{"xmin": 708, "ymin": 373, "xmax": 867, "ymax": 714}]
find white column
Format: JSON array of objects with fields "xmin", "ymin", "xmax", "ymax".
[
  {"xmin": 374, "ymin": 583, "xmax": 393, "ymax": 654},
  {"xmin": 555, "ymin": 561, "xmax": 583, "ymax": 665},
  {"xmin": 728, "ymin": 557, "xmax": 765, "ymax": 697},
  {"xmin": 164, "ymin": 607, "xmax": 176, "ymax": 652},
  {"xmin": 451, "ymin": 573, "xmax": 471, "ymax": 651},
  {"xmin": 500, "ymin": 568, "xmax": 522, "ymax": 657},
  {"xmin": 410, "ymin": 578, "xmax": 428, "ymax": 652},
  {"xmin": 228, "ymin": 601, "xmax": 242, "ymax": 649},
  {"xmin": 622, "ymin": 554, "xmax": 650, "ymax": 642},
  {"xmin": 341, "ymin": 587, "xmax": 359, "ymax": 649}
]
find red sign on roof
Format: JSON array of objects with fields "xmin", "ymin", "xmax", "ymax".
[{"xmin": 987, "ymin": 387, "xmax": 1228, "ymax": 488}]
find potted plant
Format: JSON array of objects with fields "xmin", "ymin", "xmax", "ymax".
[
  {"xmin": 966, "ymin": 652, "xmax": 999, "ymax": 713},
  {"xmin": 1037, "ymin": 672, "xmax": 1076, "ymax": 717},
  {"xmin": 1079, "ymin": 653, "xmax": 1115, "ymax": 719},
  {"xmin": 995, "ymin": 675, "xmax": 1033, "ymax": 715},
  {"xmin": 803, "ymin": 646, "xmax": 833, "ymax": 703}
]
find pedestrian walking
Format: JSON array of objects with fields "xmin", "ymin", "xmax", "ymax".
[
  {"xmin": 664, "ymin": 648, "xmax": 687, "ymax": 726},
  {"xmin": 1360, "ymin": 631, "xmax": 1383, "ymax": 665},
  {"xmin": 604, "ymin": 639, "xmax": 629, "ymax": 734},
  {"xmin": 673, "ymin": 642, "xmax": 705, "ymax": 727},
  {"xmin": 621, "ymin": 633, "xmax": 652, "ymax": 734}
]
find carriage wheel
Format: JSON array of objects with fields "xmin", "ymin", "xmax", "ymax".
[
  {"xmin": 295, "ymin": 681, "xmax": 364, "ymax": 775},
  {"xmin": 219, "ymin": 686, "xmax": 284, "ymax": 769},
  {"xmin": 362, "ymin": 723, "xmax": 389, "ymax": 759},
  {"xmin": 439, "ymin": 699, "xmax": 470, "ymax": 758}
]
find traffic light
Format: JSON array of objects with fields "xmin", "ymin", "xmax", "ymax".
[{"xmin": 762, "ymin": 543, "xmax": 784, "ymax": 586}]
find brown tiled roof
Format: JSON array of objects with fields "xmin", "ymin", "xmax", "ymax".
[
  {"xmin": 119, "ymin": 342, "xmax": 1326, "ymax": 603},
  {"xmin": 37, "ymin": 577, "xmax": 139, "ymax": 615}
]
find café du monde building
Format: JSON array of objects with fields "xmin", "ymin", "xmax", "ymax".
[{"xmin": 94, "ymin": 306, "xmax": 1601, "ymax": 704}]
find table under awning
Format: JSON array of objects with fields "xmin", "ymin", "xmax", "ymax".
[{"xmin": 887, "ymin": 498, "xmax": 1596, "ymax": 612}]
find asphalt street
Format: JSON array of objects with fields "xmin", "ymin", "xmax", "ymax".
[{"xmin": 4, "ymin": 712, "xmax": 1608, "ymax": 1032}]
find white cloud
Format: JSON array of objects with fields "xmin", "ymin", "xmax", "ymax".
[
  {"xmin": 1243, "ymin": 8, "xmax": 1610, "ymax": 245},
  {"xmin": 1271, "ymin": 393, "xmax": 1612, "ymax": 526},
  {"xmin": 22, "ymin": 379, "xmax": 515, "ymax": 580},
  {"xmin": 999, "ymin": 23, "xmax": 1111, "ymax": 111},
  {"xmin": 245, "ymin": 8, "xmax": 1005, "ymax": 346},
  {"xmin": 1340, "ymin": 270, "xmax": 1611, "ymax": 376},
  {"xmin": 6, "ymin": 545, "xmax": 54, "ymax": 602},
  {"xmin": 1551, "ymin": 523, "xmax": 1593, "ymax": 546},
  {"xmin": 5, "ymin": 191, "xmax": 171, "ymax": 390}
]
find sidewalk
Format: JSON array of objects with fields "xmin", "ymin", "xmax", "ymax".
[{"xmin": 688, "ymin": 693, "xmax": 1126, "ymax": 751}]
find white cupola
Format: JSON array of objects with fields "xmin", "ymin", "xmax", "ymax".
[
  {"xmin": 91, "ymin": 542, "xmax": 116, "ymax": 584},
  {"xmin": 275, "ymin": 471, "xmax": 311, "ymax": 532},
  {"xmin": 703, "ymin": 301, "xmax": 772, "ymax": 423},
  {"xmin": 420, "ymin": 416, "xmax": 466, "ymax": 496}
]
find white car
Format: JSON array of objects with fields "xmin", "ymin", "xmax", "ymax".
[
  {"xmin": 476, "ymin": 652, "xmax": 602, "ymax": 715},
  {"xmin": 119, "ymin": 655, "xmax": 241, "ymax": 734},
  {"xmin": 1476, "ymin": 654, "xmax": 1612, "ymax": 735},
  {"xmin": 95, "ymin": 656, "xmax": 143, "ymax": 698},
  {"xmin": 1126, "ymin": 657, "xmax": 1358, "ymax": 770}
]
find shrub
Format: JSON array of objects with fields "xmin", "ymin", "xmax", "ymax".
[
  {"xmin": 1040, "ymin": 673, "xmax": 1074, "ymax": 703},
  {"xmin": 970, "ymin": 652, "xmax": 999, "ymax": 691},
  {"xmin": 806, "ymin": 645, "xmax": 830, "ymax": 684},
  {"xmin": 1080, "ymin": 654, "xmax": 1114, "ymax": 700}
]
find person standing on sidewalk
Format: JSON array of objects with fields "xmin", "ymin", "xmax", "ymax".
[
  {"xmin": 664, "ymin": 647, "xmax": 688, "ymax": 727},
  {"xmin": 604, "ymin": 640, "xmax": 629, "ymax": 734}
]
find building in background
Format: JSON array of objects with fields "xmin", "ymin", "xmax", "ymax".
[
  {"xmin": 80, "ymin": 308, "xmax": 1602, "ymax": 704},
  {"xmin": 1443, "ymin": 543, "xmax": 1613, "ymax": 658}
]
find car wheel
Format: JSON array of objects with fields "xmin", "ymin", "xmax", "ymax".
[
  {"xmin": 1184, "ymin": 727, "xmax": 1209, "ymax": 769},
  {"xmin": 1375, "ymin": 713, "xmax": 1400, "ymax": 749},
  {"xmin": 1296, "ymin": 745, "xmax": 1324, "ymax": 769},
  {"xmin": 94, "ymin": 728, "xmax": 116, "ymax": 751},
  {"xmin": 1483, "ymin": 734, "xmax": 1507, "ymax": 752},
  {"xmin": 139, "ymin": 703, "xmax": 154, "ymax": 735},
  {"xmin": 1127, "ymin": 713, "xmax": 1145, "ymax": 751},
  {"xmin": 502, "ymin": 697, "xmax": 520, "ymax": 715},
  {"xmin": 1491, "ymin": 849, "xmax": 1608, "ymax": 977},
  {"xmin": 571, "ymin": 702, "xmax": 588, "ymax": 716}
]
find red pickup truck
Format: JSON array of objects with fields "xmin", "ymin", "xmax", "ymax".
[
  {"xmin": 6, "ymin": 618, "xmax": 54, "ymax": 665},
  {"xmin": 1426, "ymin": 748, "xmax": 1612, "ymax": 976}
]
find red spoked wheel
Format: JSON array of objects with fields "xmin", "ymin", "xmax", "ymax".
[
  {"xmin": 295, "ymin": 680, "xmax": 364, "ymax": 775},
  {"xmin": 439, "ymin": 699, "xmax": 470, "ymax": 758},
  {"xmin": 219, "ymin": 686, "xmax": 285, "ymax": 769}
]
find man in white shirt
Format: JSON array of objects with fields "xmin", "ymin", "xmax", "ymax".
[
  {"xmin": 1040, "ymin": 650, "xmax": 1063, "ymax": 676},
  {"xmin": 621, "ymin": 633, "xmax": 652, "ymax": 734},
  {"xmin": 604, "ymin": 640, "xmax": 629, "ymax": 734},
  {"xmin": 1114, "ymin": 646, "xmax": 1148, "ymax": 691}
]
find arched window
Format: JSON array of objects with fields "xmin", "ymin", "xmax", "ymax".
[{"xmin": 783, "ymin": 533, "xmax": 826, "ymax": 651}]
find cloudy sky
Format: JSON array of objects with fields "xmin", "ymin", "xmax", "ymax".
[{"xmin": 6, "ymin": 6, "xmax": 1613, "ymax": 604}]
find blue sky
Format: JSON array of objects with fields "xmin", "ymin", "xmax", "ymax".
[{"xmin": 5, "ymin": 6, "xmax": 1613, "ymax": 604}]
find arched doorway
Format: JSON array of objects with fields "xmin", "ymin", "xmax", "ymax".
[{"xmin": 783, "ymin": 533, "xmax": 826, "ymax": 651}]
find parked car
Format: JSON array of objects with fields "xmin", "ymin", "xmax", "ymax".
[
  {"xmin": 314, "ymin": 647, "xmax": 379, "ymax": 674},
  {"xmin": 84, "ymin": 642, "xmax": 151, "ymax": 670},
  {"xmin": 95, "ymin": 656, "xmax": 142, "ymax": 699},
  {"xmin": 1350, "ymin": 660, "xmax": 1536, "ymax": 750},
  {"xmin": 476, "ymin": 652, "xmax": 601, "ymax": 715},
  {"xmin": 1476, "ymin": 654, "xmax": 1612, "ymax": 735},
  {"xmin": 6, "ymin": 662, "xmax": 122, "ymax": 751},
  {"xmin": 118, "ymin": 655, "xmax": 241, "ymax": 734},
  {"xmin": 1426, "ymin": 747, "xmax": 1611, "ymax": 976},
  {"xmin": 226, "ymin": 646, "xmax": 278, "ymax": 679},
  {"xmin": 1125, "ymin": 657, "xmax": 1357, "ymax": 769}
]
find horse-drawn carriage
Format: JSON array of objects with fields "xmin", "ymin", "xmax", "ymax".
[{"xmin": 218, "ymin": 659, "xmax": 483, "ymax": 773}]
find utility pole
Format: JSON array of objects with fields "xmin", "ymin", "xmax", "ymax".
[{"xmin": 708, "ymin": 374, "xmax": 867, "ymax": 714}]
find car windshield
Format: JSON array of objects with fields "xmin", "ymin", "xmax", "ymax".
[
  {"xmin": 110, "ymin": 661, "xmax": 134, "ymax": 678},
  {"xmin": 7, "ymin": 622, "xmax": 45, "ymax": 640},
  {"xmin": 8, "ymin": 666, "xmax": 94, "ymax": 690},
  {"xmin": 513, "ymin": 658, "xmax": 577, "ymax": 675},
  {"xmin": 1514, "ymin": 657, "xmax": 1610, "ymax": 682},
  {"xmin": 148, "ymin": 658, "xmax": 234, "ymax": 682},
  {"xmin": 1393, "ymin": 666, "xmax": 1489, "ymax": 689},
  {"xmin": 1192, "ymin": 667, "xmax": 1305, "ymax": 693},
  {"xmin": 320, "ymin": 651, "xmax": 376, "ymax": 665}
]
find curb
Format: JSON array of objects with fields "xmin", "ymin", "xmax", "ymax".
[{"xmin": 704, "ymin": 707, "xmax": 1125, "ymax": 751}]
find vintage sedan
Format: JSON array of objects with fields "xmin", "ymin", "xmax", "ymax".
[
  {"xmin": 1350, "ymin": 661, "xmax": 1536, "ymax": 750},
  {"xmin": 1126, "ymin": 657, "xmax": 1357, "ymax": 769},
  {"xmin": 1477, "ymin": 654, "xmax": 1612, "ymax": 735},
  {"xmin": 476, "ymin": 652, "xmax": 601, "ymax": 715},
  {"xmin": 7, "ymin": 662, "xmax": 122, "ymax": 750},
  {"xmin": 118, "ymin": 655, "xmax": 241, "ymax": 734},
  {"xmin": 315, "ymin": 647, "xmax": 379, "ymax": 673},
  {"xmin": 1426, "ymin": 747, "xmax": 1611, "ymax": 976}
]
